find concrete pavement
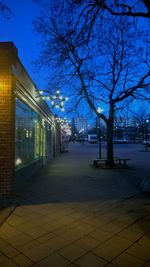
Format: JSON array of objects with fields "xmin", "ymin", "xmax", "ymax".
[{"xmin": 0, "ymin": 142, "xmax": 150, "ymax": 267}]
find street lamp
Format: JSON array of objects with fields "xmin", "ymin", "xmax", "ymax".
[
  {"xmin": 97, "ymin": 107, "xmax": 104, "ymax": 159},
  {"xmin": 145, "ymin": 119, "xmax": 149, "ymax": 152},
  {"xmin": 36, "ymin": 89, "xmax": 69, "ymax": 112}
]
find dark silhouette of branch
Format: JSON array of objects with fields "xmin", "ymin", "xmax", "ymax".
[
  {"xmin": 0, "ymin": 1, "xmax": 12, "ymax": 19},
  {"xmin": 115, "ymin": 70, "xmax": 150, "ymax": 103},
  {"xmin": 72, "ymin": 0, "xmax": 150, "ymax": 18}
]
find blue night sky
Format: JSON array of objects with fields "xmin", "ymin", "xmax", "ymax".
[
  {"xmin": 0, "ymin": 0, "xmax": 47, "ymax": 89},
  {"xmin": 0, "ymin": 1, "xmax": 149, "ymax": 124},
  {"xmin": 0, "ymin": 0, "xmax": 80, "ymax": 121}
]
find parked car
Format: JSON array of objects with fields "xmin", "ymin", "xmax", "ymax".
[{"xmin": 88, "ymin": 134, "xmax": 98, "ymax": 144}]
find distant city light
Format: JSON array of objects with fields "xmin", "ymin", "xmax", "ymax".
[
  {"xmin": 97, "ymin": 107, "xmax": 104, "ymax": 113},
  {"xmin": 16, "ymin": 158, "xmax": 22, "ymax": 166}
]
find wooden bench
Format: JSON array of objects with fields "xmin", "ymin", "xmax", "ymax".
[
  {"xmin": 93, "ymin": 158, "xmax": 107, "ymax": 167},
  {"xmin": 93, "ymin": 157, "xmax": 119, "ymax": 167},
  {"xmin": 93, "ymin": 157, "xmax": 131, "ymax": 167},
  {"xmin": 114, "ymin": 158, "xmax": 131, "ymax": 167}
]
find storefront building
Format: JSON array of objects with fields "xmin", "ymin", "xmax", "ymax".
[{"xmin": 0, "ymin": 42, "xmax": 61, "ymax": 198}]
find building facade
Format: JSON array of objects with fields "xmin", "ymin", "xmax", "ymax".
[
  {"xmin": 72, "ymin": 117, "xmax": 88, "ymax": 134},
  {"xmin": 0, "ymin": 42, "xmax": 61, "ymax": 198}
]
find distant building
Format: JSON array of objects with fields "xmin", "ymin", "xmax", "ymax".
[
  {"xmin": 114, "ymin": 115, "xmax": 150, "ymax": 142},
  {"xmin": 72, "ymin": 117, "xmax": 88, "ymax": 133}
]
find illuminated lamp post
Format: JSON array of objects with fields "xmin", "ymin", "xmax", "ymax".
[
  {"xmin": 97, "ymin": 107, "xmax": 104, "ymax": 159},
  {"xmin": 145, "ymin": 119, "xmax": 149, "ymax": 152}
]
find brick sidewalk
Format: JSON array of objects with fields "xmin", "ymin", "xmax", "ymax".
[{"xmin": 0, "ymin": 143, "xmax": 150, "ymax": 267}]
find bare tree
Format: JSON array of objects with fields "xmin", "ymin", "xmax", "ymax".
[
  {"xmin": 0, "ymin": 1, "xmax": 12, "ymax": 19},
  {"xmin": 131, "ymin": 106, "xmax": 150, "ymax": 140},
  {"xmin": 34, "ymin": 2, "xmax": 150, "ymax": 165},
  {"xmin": 67, "ymin": 0, "xmax": 150, "ymax": 19}
]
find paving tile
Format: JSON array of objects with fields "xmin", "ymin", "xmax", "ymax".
[
  {"xmin": 138, "ymin": 235, "xmax": 150, "ymax": 248},
  {"xmin": 38, "ymin": 253, "xmax": 70, "ymax": 267},
  {"xmin": 15, "ymin": 221, "xmax": 38, "ymax": 232},
  {"xmin": 18, "ymin": 240, "xmax": 40, "ymax": 253},
  {"xmin": 75, "ymin": 252, "xmax": 107, "ymax": 267},
  {"xmin": 15, "ymin": 223, "xmax": 50, "ymax": 238},
  {"xmin": 13, "ymin": 207, "xmax": 32, "ymax": 217},
  {"xmin": 24, "ymin": 215, "xmax": 46, "ymax": 225},
  {"xmin": 86, "ymin": 217, "xmax": 112, "ymax": 228},
  {"xmin": 0, "ymin": 259, "xmax": 18, "ymax": 267},
  {"xmin": 25, "ymin": 228, "xmax": 50, "ymax": 239},
  {"xmin": 67, "ymin": 219, "xmax": 82, "ymax": 227},
  {"xmin": 74, "ymin": 236, "xmax": 100, "ymax": 251},
  {"xmin": 6, "ymin": 214, "xmax": 29, "ymax": 227},
  {"xmin": 43, "ymin": 220, "xmax": 64, "ymax": 231},
  {"xmin": 59, "ymin": 244, "xmax": 86, "ymax": 261},
  {"xmin": 0, "ymin": 224, "xmax": 21, "ymax": 239},
  {"xmin": 36, "ymin": 232, "xmax": 55, "ymax": 243},
  {"xmin": 67, "ymin": 264, "xmax": 79, "ymax": 267},
  {"xmin": 74, "ymin": 224, "xmax": 95, "ymax": 234},
  {"xmin": 0, "ymin": 238, "xmax": 9, "ymax": 249},
  {"xmin": 90, "ymin": 229, "xmax": 114, "ymax": 243},
  {"xmin": 0, "ymin": 244, "xmax": 20, "ymax": 258},
  {"xmin": 53, "ymin": 226, "xmax": 70, "ymax": 235},
  {"xmin": 7, "ymin": 233, "xmax": 32, "ymax": 248},
  {"xmin": 92, "ymin": 243, "xmax": 122, "ymax": 261},
  {"xmin": 101, "ymin": 222, "xmax": 126, "ymax": 234},
  {"xmin": 105, "ymin": 236, "xmax": 132, "ymax": 250},
  {"xmin": 126, "ymin": 243, "xmax": 150, "ymax": 261},
  {"xmin": 114, "ymin": 215, "xmax": 137, "ymax": 224},
  {"xmin": 113, "ymin": 252, "xmax": 144, "ymax": 267},
  {"xmin": 22, "ymin": 244, "xmax": 53, "ymax": 262},
  {"xmin": 105, "ymin": 264, "xmax": 117, "ymax": 267},
  {"xmin": 30, "ymin": 264, "xmax": 41, "ymax": 267},
  {"xmin": 59, "ymin": 229, "xmax": 84, "ymax": 242},
  {"xmin": 118, "ymin": 228, "xmax": 143, "ymax": 242},
  {"xmin": 59, "ymin": 216, "xmax": 79, "ymax": 225},
  {"xmin": 0, "ymin": 254, "xmax": 9, "ymax": 264},
  {"xmin": 44, "ymin": 236, "xmax": 71, "ymax": 251},
  {"xmin": 13, "ymin": 253, "xmax": 33, "ymax": 266},
  {"xmin": 142, "ymin": 261, "xmax": 150, "ymax": 267}
]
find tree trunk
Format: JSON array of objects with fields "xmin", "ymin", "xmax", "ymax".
[{"xmin": 106, "ymin": 103, "xmax": 114, "ymax": 166}]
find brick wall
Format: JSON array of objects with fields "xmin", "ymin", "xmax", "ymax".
[
  {"xmin": 0, "ymin": 43, "xmax": 17, "ymax": 196},
  {"xmin": 0, "ymin": 42, "xmax": 58, "ymax": 198}
]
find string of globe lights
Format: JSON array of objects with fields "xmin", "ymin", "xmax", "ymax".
[
  {"xmin": 55, "ymin": 116, "xmax": 71, "ymax": 132},
  {"xmin": 36, "ymin": 89, "xmax": 69, "ymax": 112}
]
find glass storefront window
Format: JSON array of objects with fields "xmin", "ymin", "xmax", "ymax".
[{"xmin": 15, "ymin": 98, "xmax": 47, "ymax": 168}]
